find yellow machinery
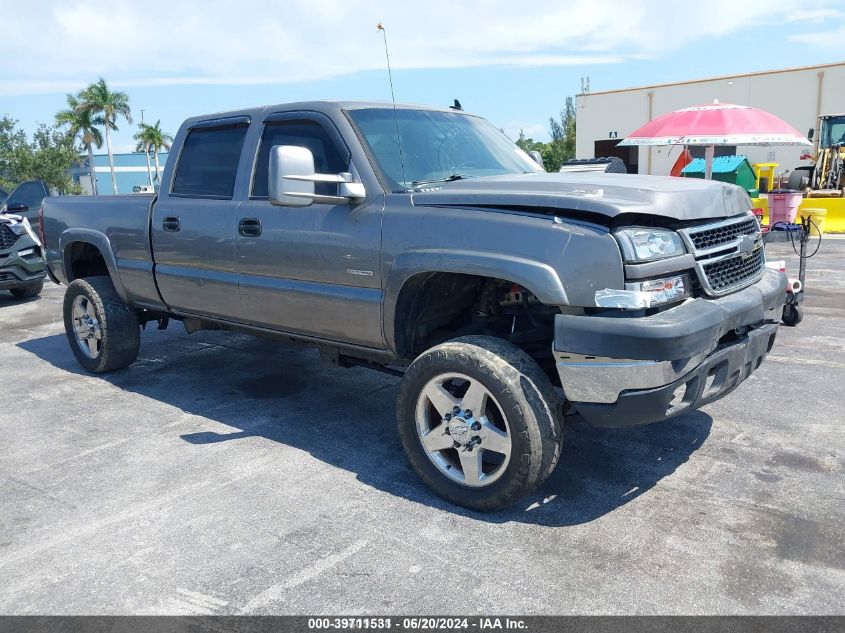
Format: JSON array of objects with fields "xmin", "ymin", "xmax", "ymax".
[
  {"xmin": 792, "ymin": 113, "xmax": 845, "ymax": 195},
  {"xmin": 759, "ymin": 114, "xmax": 845, "ymax": 233}
]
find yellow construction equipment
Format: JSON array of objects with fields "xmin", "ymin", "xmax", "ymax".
[
  {"xmin": 762, "ymin": 114, "xmax": 845, "ymax": 232},
  {"xmin": 790, "ymin": 113, "xmax": 845, "ymax": 195}
]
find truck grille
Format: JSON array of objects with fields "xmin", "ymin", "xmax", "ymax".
[
  {"xmin": 700, "ymin": 245, "xmax": 765, "ymax": 294},
  {"xmin": 686, "ymin": 216, "xmax": 759, "ymax": 253},
  {"xmin": 0, "ymin": 224, "xmax": 19, "ymax": 250},
  {"xmin": 679, "ymin": 214, "xmax": 765, "ymax": 297}
]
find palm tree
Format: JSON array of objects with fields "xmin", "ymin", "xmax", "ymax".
[
  {"xmin": 133, "ymin": 125, "xmax": 155, "ymax": 189},
  {"xmin": 143, "ymin": 120, "xmax": 173, "ymax": 187},
  {"xmin": 55, "ymin": 94, "xmax": 103, "ymax": 195},
  {"xmin": 79, "ymin": 78, "xmax": 131, "ymax": 194}
]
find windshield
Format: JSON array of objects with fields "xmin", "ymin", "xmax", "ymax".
[
  {"xmin": 819, "ymin": 115, "xmax": 845, "ymax": 149},
  {"xmin": 347, "ymin": 108, "xmax": 541, "ymax": 192}
]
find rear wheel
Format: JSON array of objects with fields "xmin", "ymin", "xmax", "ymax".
[
  {"xmin": 9, "ymin": 280, "xmax": 43, "ymax": 299},
  {"xmin": 396, "ymin": 335, "xmax": 562, "ymax": 511},
  {"xmin": 63, "ymin": 276, "xmax": 140, "ymax": 373}
]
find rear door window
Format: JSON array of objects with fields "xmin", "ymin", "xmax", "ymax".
[{"xmin": 172, "ymin": 123, "xmax": 248, "ymax": 198}]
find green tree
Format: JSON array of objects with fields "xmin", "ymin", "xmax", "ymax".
[
  {"xmin": 543, "ymin": 96, "xmax": 577, "ymax": 172},
  {"xmin": 144, "ymin": 120, "xmax": 173, "ymax": 186},
  {"xmin": 29, "ymin": 124, "xmax": 83, "ymax": 194},
  {"xmin": 55, "ymin": 93, "xmax": 103, "ymax": 195},
  {"xmin": 134, "ymin": 120, "xmax": 173, "ymax": 189},
  {"xmin": 79, "ymin": 78, "xmax": 132, "ymax": 194},
  {"xmin": 0, "ymin": 117, "xmax": 81, "ymax": 194},
  {"xmin": 514, "ymin": 129, "xmax": 545, "ymax": 154},
  {"xmin": 0, "ymin": 116, "xmax": 29, "ymax": 191},
  {"xmin": 133, "ymin": 125, "xmax": 155, "ymax": 189}
]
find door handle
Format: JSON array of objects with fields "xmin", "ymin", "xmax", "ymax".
[
  {"xmin": 238, "ymin": 218, "xmax": 262, "ymax": 237},
  {"xmin": 162, "ymin": 216, "xmax": 181, "ymax": 232}
]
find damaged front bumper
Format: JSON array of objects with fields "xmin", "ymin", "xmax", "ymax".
[{"xmin": 554, "ymin": 268, "xmax": 787, "ymax": 427}]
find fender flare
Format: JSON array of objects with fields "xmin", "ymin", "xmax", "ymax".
[
  {"xmin": 383, "ymin": 248, "xmax": 569, "ymax": 355},
  {"xmin": 59, "ymin": 228, "xmax": 130, "ymax": 303}
]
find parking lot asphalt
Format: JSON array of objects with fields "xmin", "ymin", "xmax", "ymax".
[{"xmin": 1, "ymin": 238, "xmax": 843, "ymax": 616}]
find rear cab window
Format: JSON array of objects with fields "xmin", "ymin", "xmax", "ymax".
[{"xmin": 171, "ymin": 121, "xmax": 249, "ymax": 199}]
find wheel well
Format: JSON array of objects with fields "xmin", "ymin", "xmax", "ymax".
[
  {"xmin": 393, "ymin": 272, "xmax": 559, "ymax": 381},
  {"xmin": 393, "ymin": 273, "xmax": 479, "ymax": 359},
  {"xmin": 67, "ymin": 242, "xmax": 109, "ymax": 281}
]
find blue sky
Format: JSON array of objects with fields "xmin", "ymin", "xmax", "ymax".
[{"xmin": 1, "ymin": 0, "xmax": 843, "ymax": 152}]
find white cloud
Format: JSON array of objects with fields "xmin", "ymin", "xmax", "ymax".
[
  {"xmin": 782, "ymin": 8, "xmax": 843, "ymax": 23},
  {"xmin": 2, "ymin": 0, "xmax": 843, "ymax": 96},
  {"xmin": 789, "ymin": 23, "xmax": 845, "ymax": 48},
  {"xmin": 784, "ymin": 5, "xmax": 845, "ymax": 45}
]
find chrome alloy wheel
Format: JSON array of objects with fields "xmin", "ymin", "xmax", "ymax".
[
  {"xmin": 71, "ymin": 295, "xmax": 102, "ymax": 359},
  {"xmin": 415, "ymin": 373, "xmax": 512, "ymax": 487}
]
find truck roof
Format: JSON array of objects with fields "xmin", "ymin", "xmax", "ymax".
[{"xmin": 181, "ymin": 100, "xmax": 468, "ymax": 127}]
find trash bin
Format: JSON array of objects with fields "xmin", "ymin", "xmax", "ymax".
[
  {"xmin": 768, "ymin": 189, "xmax": 804, "ymax": 225},
  {"xmin": 801, "ymin": 208, "xmax": 827, "ymax": 235},
  {"xmin": 680, "ymin": 155, "xmax": 758, "ymax": 196}
]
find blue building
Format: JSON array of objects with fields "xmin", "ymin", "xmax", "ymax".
[{"xmin": 70, "ymin": 152, "xmax": 170, "ymax": 194}]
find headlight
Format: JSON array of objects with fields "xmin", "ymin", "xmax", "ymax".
[
  {"xmin": 615, "ymin": 228, "xmax": 685, "ymax": 262},
  {"xmin": 625, "ymin": 274, "xmax": 690, "ymax": 306},
  {"xmin": 595, "ymin": 274, "xmax": 691, "ymax": 309},
  {"xmin": 7, "ymin": 222, "xmax": 27, "ymax": 236}
]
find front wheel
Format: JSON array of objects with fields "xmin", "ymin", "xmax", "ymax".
[
  {"xmin": 396, "ymin": 335, "xmax": 562, "ymax": 511},
  {"xmin": 63, "ymin": 276, "xmax": 140, "ymax": 373}
]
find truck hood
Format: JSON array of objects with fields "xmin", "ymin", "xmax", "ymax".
[{"xmin": 410, "ymin": 172, "xmax": 752, "ymax": 223}]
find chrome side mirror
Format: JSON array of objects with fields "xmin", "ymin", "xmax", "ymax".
[
  {"xmin": 528, "ymin": 150, "xmax": 544, "ymax": 169},
  {"xmin": 269, "ymin": 145, "xmax": 365, "ymax": 207}
]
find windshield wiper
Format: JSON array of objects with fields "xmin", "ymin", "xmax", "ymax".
[{"xmin": 410, "ymin": 174, "xmax": 474, "ymax": 188}]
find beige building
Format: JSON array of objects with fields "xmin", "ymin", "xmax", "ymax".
[{"xmin": 575, "ymin": 61, "xmax": 845, "ymax": 178}]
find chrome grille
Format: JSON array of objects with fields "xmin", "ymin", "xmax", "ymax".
[
  {"xmin": 680, "ymin": 214, "xmax": 766, "ymax": 297},
  {"xmin": 0, "ymin": 224, "xmax": 19, "ymax": 250},
  {"xmin": 687, "ymin": 216, "xmax": 759, "ymax": 252},
  {"xmin": 699, "ymin": 245, "xmax": 765, "ymax": 295},
  {"xmin": 680, "ymin": 214, "xmax": 760, "ymax": 257}
]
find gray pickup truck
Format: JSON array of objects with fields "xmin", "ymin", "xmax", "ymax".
[{"xmin": 42, "ymin": 101, "xmax": 787, "ymax": 510}]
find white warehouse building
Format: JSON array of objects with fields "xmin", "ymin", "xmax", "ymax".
[{"xmin": 575, "ymin": 61, "xmax": 845, "ymax": 179}]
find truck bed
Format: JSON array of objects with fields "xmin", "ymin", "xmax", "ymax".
[{"xmin": 42, "ymin": 194, "xmax": 161, "ymax": 308}]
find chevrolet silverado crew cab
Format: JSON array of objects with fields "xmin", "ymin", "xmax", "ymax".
[{"xmin": 41, "ymin": 101, "xmax": 787, "ymax": 510}]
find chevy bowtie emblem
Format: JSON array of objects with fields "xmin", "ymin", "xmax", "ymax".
[{"xmin": 739, "ymin": 235, "xmax": 757, "ymax": 258}]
